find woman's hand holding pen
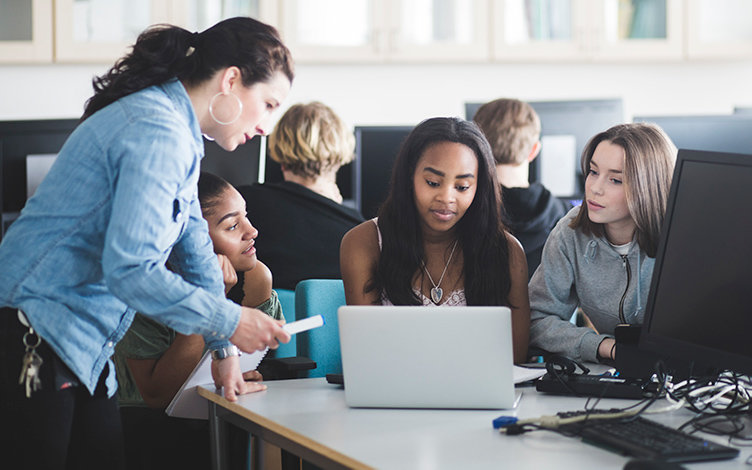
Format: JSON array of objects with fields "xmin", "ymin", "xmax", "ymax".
[{"xmin": 231, "ymin": 307, "xmax": 290, "ymax": 353}]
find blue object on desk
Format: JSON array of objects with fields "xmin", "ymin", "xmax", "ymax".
[{"xmin": 492, "ymin": 416, "xmax": 518, "ymax": 429}]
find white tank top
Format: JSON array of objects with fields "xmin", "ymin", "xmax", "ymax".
[{"xmin": 372, "ymin": 218, "xmax": 467, "ymax": 306}]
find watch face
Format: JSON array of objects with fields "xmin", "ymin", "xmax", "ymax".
[{"xmin": 211, "ymin": 346, "xmax": 240, "ymax": 360}]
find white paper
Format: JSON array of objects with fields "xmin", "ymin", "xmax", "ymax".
[
  {"xmin": 166, "ymin": 349, "xmax": 268, "ymax": 419},
  {"xmin": 513, "ymin": 365, "xmax": 547, "ymax": 384},
  {"xmin": 284, "ymin": 314, "xmax": 324, "ymax": 335},
  {"xmin": 539, "ymin": 134, "xmax": 578, "ymax": 197}
]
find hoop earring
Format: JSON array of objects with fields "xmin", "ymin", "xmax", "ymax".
[{"xmin": 209, "ymin": 92, "xmax": 243, "ymax": 126}]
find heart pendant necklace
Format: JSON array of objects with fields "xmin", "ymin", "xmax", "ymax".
[{"xmin": 422, "ymin": 240, "xmax": 458, "ymax": 305}]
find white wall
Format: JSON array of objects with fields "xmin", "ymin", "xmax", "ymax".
[{"xmin": 1, "ymin": 60, "xmax": 752, "ymax": 126}]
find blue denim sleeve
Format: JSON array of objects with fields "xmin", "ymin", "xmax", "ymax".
[
  {"xmin": 168, "ymin": 194, "xmax": 238, "ymax": 349},
  {"xmin": 101, "ymin": 119, "xmax": 239, "ymax": 342}
]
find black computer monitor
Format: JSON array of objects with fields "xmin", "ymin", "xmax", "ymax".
[
  {"xmin": 263, "ymin": 150, "xmax": 358, "ymax": 210},
  {"xmin": 639, "ymin": 149, "xmax": 752, "ymax": 377},
  {"xmin": 467, "ymin": 98, "xmax": 624, "ymax": 197},
  {"xmin": 633, "ymin": 114, "xmax": 752, "ymax": 156},
  {"xmin": 0, "ymin": 119, "xmax": 80, "ymax": 238},
  {"xmin": 200, "ymin": 136, "xmax": 264, "ymax": 188},
  {"xmin": 355, "ymin": 126, "xmax": 413, "ymax": 219}
]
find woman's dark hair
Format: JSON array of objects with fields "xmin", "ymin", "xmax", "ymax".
[
  {"xmin": 198, "ymin": 172, "xmax": 232, "ymax": 216},
  {"xmin": 372, "ymin": 117, "xmax": 512, "ymax": 306},
  {"xmin": 82, "ymin": 17, "xmax": 294, "ymax": 120}
]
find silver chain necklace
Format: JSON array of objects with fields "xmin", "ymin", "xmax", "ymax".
[{"xmin": 421, "ymin": 239, "xmax": 459, "ymax": 304}]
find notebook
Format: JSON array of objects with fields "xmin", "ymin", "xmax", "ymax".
[{"xmin": 338, "ymin": 305, "xmax": 525, "ymax": 409}]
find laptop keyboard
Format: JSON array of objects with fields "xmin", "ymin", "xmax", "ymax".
[{"xmin": 557, "ymin": 414, "xmax": 739, "ymax": 463}]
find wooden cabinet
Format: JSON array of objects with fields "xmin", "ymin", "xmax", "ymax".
[
  {"xmin": 492, "ymin": 0, "xmax": 684, "ymax": 62},
  {"xmin": 2, "ymin": 0, "xmax": 752, "ymax": 64},
  {"xmin": 54, "ymin": 0, "xmax": 172, "ymax": 63},
  {"xmin": 278, "ymin": 0, "xmax": 490, "ymax": 63},
  {"xmin": 53, "ymin": 0, "xmax": 277, "ymax": 63},
  {"xmin": 686, "ymin": 0, "xmax": 752, "ymax": 59},
  {"xmin": 0, "ymin": 0, "xmax": 53, "ymax": 63},
  {"xmin": 170, "ymin": 0, "xmax": 278, "ymax": 34}
]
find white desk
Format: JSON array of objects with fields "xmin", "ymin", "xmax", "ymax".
[{"xmin": 198, "ymin": 379, "xmax": 752, "ymax": 470}]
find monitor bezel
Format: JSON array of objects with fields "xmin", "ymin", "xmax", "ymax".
[
  {"xmin": 639, "ymin": 148, "xmax": 752, "ymax": 377},
  {"xmin": 0, "ymin": 118, "xmax": 80, "ymax": 214}
]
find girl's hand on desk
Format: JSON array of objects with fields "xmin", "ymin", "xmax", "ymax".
[{"xmin": 211, "ymin": 355, "xmax": 266, "ymax": 401}]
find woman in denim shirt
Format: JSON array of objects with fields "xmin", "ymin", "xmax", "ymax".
[{"xmin": 0, "ymin": 17, "xmax": 293, "ymax": 469}]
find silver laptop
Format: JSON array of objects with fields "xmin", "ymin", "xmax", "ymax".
[{"xmin": 338, "ymin": 305, "xmax": 516, "ymax": 409}]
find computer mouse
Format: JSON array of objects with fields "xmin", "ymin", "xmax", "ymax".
[{"xmin": 623, "ymin": 459, "xmax": 687, "ymax": 470}]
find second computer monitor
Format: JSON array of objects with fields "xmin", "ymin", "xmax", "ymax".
[
  {"xmin": 200, "ymin": 136, "xmax": 264, "ymax": 188},
  {"xmin": 355, "ymin": 126, "xmax": 413, "ymax": 220},
  {"xmin": 0, "ymin": 119, "xmax": 80, "ymax": 215},
  {"xmin": 634, "ymin": 114, "xmax": 752, "ymax": 156},
  {"xmin": 640, "ymin": 149, "xmax": 752, "ymax": 377}
]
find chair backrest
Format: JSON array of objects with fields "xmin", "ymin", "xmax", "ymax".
[
  {"xmin": 273, "ymin": 288, "xmax": 297, "ymax": 358},
  {"xmin": 294, "ymin": 279, "xmax": 346, "ymax": 378}
]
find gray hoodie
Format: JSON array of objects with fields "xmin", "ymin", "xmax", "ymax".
[{"xmin": 529, "ymin": 206, "xmax": 654, "ymax": 362}]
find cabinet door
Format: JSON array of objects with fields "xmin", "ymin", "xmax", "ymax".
[
  {"xmin": 387, "ymin": 0, "xmax": 489, "ymax": 62},
  {"xmin": 0, "ymin": 0, "xmax": 53, "ymax": 63},
  {"xmin": 492, "ymin": 0, "xmax": 586, "ymax": 61},
  {"xmin": 493, "ymin": 0, "xmax": 682, "ymax": 61},
  {"xmin": 54, "ymin": 0, "xmax": 173, "ymax": 63},
  {"xmin": 279, "ymin": 0, "xmax": 488, "ymax": 63},
  {"xmin": 687, "ymin": 0, "xmax": 752, "ymax": 59},
  {"xmin": 170, "ymin": 0, "xmax": 279, "ymax": 31},
  {"xmin": 279, "ymin": 0, "xmax": 385, "ymax": 63},
  {"xmin": 590, "ymin": 0, "xmax": 683, "ymax": 60}
]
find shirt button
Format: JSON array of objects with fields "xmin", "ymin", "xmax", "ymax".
[
  {"xmin": 212, "ymin": 331, "xmax": 217, "ymax": 336},
  {"xmin": 107, "ymin": 341, "xmax": 114, "ymax": 348},
  {"xmin": 219, "ymin": 334, "xmax": 225, "ymax": 339}
]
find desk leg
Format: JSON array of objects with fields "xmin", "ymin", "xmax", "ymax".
[
  {"xmin": 281, "ymin": 449, "xmax": 302, "ymax": 470},
  {"xmin": 208, "ymin": 401, "xmax": 230, "ymax": 470}
]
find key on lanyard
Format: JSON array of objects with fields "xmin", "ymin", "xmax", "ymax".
[{"xmin": 17, "ymin": 311, "xmax": 43, "ymax": 398}]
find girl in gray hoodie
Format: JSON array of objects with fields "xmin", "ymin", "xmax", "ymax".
[{"xmin": 529, "ymin": 123, "xmax": 677, "ymax": 363}]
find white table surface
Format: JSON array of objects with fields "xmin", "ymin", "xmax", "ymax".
[{"xmin": 198, "ymin": 378, "xmax": 752, "ymax": 470}]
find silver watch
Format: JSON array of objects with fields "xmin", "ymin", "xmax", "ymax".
[{"xmin": 210, "ymin": 345, "xmax": 242, "ymax": 360}]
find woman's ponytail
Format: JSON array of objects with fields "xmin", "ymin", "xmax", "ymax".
[{"xmin": 82, "ymin": 17, "xmax": 293, "ymax": 121}]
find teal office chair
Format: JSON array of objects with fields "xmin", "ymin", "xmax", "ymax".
[
  {"xmin": 256, "ymin": 287, "xmax": 316, "ymax": 380},
  {"xmin": 294, "ymin": 279, "xmax": 346, "ymax": 378},
  {"xmin": 274, "ymin": 288, "xmax": 296, "ymax": 357}
]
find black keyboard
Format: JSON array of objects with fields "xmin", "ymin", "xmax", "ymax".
[{"xmin": 558, "ymin": 415, "xmax": 739, "ymax": 463}]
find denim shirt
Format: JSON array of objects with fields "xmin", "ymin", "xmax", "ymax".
[{"xmin": 0, "ymin": 79, "xmax": 239, "ymax": 396}]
